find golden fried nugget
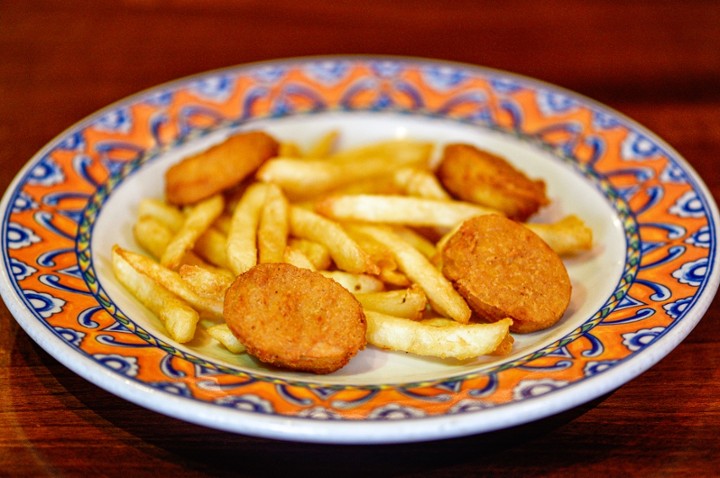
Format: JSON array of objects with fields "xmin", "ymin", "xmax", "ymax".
[
  {"xmin": 224, "ymin": 263, "xmax": 366, "ymax": 374},
  {"xmin": 165, "ymin": 131, "xmax": 279, "ymax": 205},
  {"xmin": 437, "ymin": 143, "xmax": 549, "ymax": 221},
  {"xmin": 441, "ymin": 215, "xmax": 571, "ymax": 333}
]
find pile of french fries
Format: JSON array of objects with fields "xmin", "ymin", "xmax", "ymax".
[{"xmin": 112, "ymin": 130, "xmax": 592, "ymax": 365}]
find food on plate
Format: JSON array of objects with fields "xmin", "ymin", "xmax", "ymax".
[
  {"xmin": 525, "ymin": 215, "xmax": 593, "ymax": 256},
  {"xmin": 165, "ymin": 131, "xmax": 278, "ymax": 205},
  {"xmin": 346, "ymin": 223, "xmax": 472, "ymax": 324},
  {"xmin": 437, "ymin": 143, "xmax": 549, "ymax": 221},
  {"xmin": 355, "ymin": 285, "xmax": 427, "ymax": 320},
  {"xmin": 112, "ymin": 245, "xmax": 199, "ymax": 343},
  {"xmin": 161, "ymin": 194, "xmax": 225, "ymax": 270},
  {"xmin": 315, "ymin": 194, "xmax": 500, "ymax": 229},
  {"xmin": 224, "ymin": 263, "xmax": 366, "ymax": 374},
  {"xmin": 441, "ymin": 214, "xmax": 572, "ymax": 333},
  {"xmin": 289, "ymin": 206, "xmax": 379, "ymax": 275},
  {"xmin": 112, "ymin": 128, "xmax": 594, "ymax": 374},
  {"xmin": 365, "ymin": 311, "xmax": 512, "ymax": 360},
  {"xmin": 256, "ymin": 139, "xmax": 432, "ymax": 200}
]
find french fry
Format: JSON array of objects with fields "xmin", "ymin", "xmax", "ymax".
[
  {"xmin": 206, "ymin": 323, "xmax": 246, "ymax": 354},
  {"xmin": 378, "ymin": 268, "xmax": 412, "ymax": 288},
  {"xmin": 211, "ymin": 213, "xmax": 232, "ymax": 235},
  {"xmin": 132, "ymin": 215, "xmax": 175, "ymax": 259},
  {"xmin": 289, "ymin": 206, "xmax": 379, "ymax": 275},
  {"xmin": 194, "ymin": 227, "xmax": 230, "ymax": 269},
  {"xmin": 283, "ymin": 245, "xmax": 317, "ymax": 270},
  {"xmin": 114, "ymin": 246, "xmax": 223, "ymax": 319},
  {"xmin": 344, "ymin": 225, "xmax": 411, "ymax": 287},
  {"xmin": 278, "ymin": 141, "xmax": 302, "ymax": 157},
  {"xmin": 348, "ymin": 224, "xmax": 471, "ymax": 323},
  {"xmin": 258, "ymin": 183, "xmax": 289, "ymax": 264},
  {"xmin": 319, "ymin": 271, "xmax": 385, "ymax": 293},
  {"xmin": 161, "ymin": 194, "xmax": 225, "ymax": 270},
  {"xmin": 356, "ymin": 285, "xmax": 427, "ymax": 320},
  {"xmin": 329, "ymin": 139, "xmax": 433, "ymax": 165},
  {"xmin": 257, "ymin": 157, "xmax": 425, "ymax": 200},
  {"xmin": 365, "ymin": 311, "xmax": 512, "ymax": 360},
  {"xmin": 137, "ymin": 198, "xmax": 185, "ymax": 231},
  {"xmin": 178, "ymin": 264, "xmax": 234, "ymax": 302},
  {"xmin": 133, "ymin": 215, "xmax": 209, "ymax": 267},
  {"xmin": 315, "ymin": 194, "xmax": 501, "ymax": 229},
  {"xmin": 392, "ymin": 167, "xmax": 451, "ymax": 200},
  {"xmin": 525, "ymin": 215, "xmax": 593, "ymax": 256},
  {"xmin": 420, "ymin": 318, "xmax": 513, "ymax": 356},
  {"xmin": 226, "ymin": 182, "xmax": 269, "ymax": 275},
  {"xmin": 392, "ymin": 226, "xmax": 437, "ymax": 259},
  {"xmin": 490, "ymin": 333, "xmax": 514, "ymax": 356},
  {"xmin": 112, "ymin": 246, "xmax": 199, "ymax": 343},
  {"xmin": 287, "ymin": 238, "xmax": 332, "ymax": 270},
  {"xmin": 305, "ymin": 129, "xmax": 339, "ymax": 158}
]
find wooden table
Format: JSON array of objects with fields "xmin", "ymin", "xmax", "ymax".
[{"xmin": 1, "ymin": 1, "xmax": 719, "ymax": 475}]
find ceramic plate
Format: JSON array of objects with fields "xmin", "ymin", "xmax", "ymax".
[{"xmin": 2, "ymin": 56, "xmax": 718, "ymax": 444}]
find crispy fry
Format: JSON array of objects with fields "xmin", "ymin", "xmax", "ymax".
[
  {"xmin": 278, "ymin": 141, "xmax": 302, "ymax": 157},
  {"xmin": 287, "ymin": 238, "xmax": 332, "ymax": 270},
  {"xmin": 490, "ymin": 333, "xmax": 514, "ymax": 356},
  {"xmin": 226, "ymin": 182, "xmax": 269, "ymax": 275},
  {"xmin": 319, "ymin": 271, "xmax": 385, "ymax": 294},
  {"xmin": 392, "ymin": 167, "xmax": 451, "ymax": 200},
  {"xmin": 133, "ymin": 215, "xmax": 209, "ymax": 267},
  {"xmin": 391, "ymin": 226, "xmax": 437, "ymax": 259},
  {"xmin": 194, "ymin": 227, "xmax": 230, "ymax": 268},
  {"xmin": 161, "ymin": 194, "xmax": 225, "ymax": 270},
  {"xmin": 283, "ymin": 245, "xmax": 317, "ymax": 270},
  {"xmin": 356, "ymin": 285, "xmax": 427, "ymax": 320},
  {"xmin": 377, "ymin": 268, "xmax": 412, "ymax": 288},
  {"xmin": 206, "ymin": 323, "xmax": 247, "ymax": 354},
  {"xmin": 112, "ymin": 246, "xmax": 199, "ymax": 343},
  {"xmin": 289, "ymin": 206, "xmax": 379, "ymax": 275},
  {"xmin": 365, "ymin": 311, "xmax": 512, "ymax": 360},
  {"xmin": 257, "ymin": 157, "xmax": 423, "ymax": 200},
  {"xmin": 315, "ymin": 194, "xmax": 500, "ymax": 228},
  {"xmin": 348, "ymin": 224, "xmax": 472, "ymax": 323},
  {"xmin": 178, "ymin": 264, "xmax": 234, "ymax": 302},
  {"xmin": 525, "ymin": 215, "xmax": 593, "ymax": 256},
  {"xmin": 132, "ymin": 215, "xmax": 175, "ymax": 259},
  {"xmin": 137, "ymin": 198, "xmax": 185, "ymax": 232},
  {"xmin": 114, "ymin": 246, "xmax": 223, "ymax": 319},
  {"xmin": 329, "ymin": 139, "xmax": 433, "ymax": 164},
  {"xmin": 258, "ymin": 183, "xmax": 289, "ymax": 264},
  {"xmin": 306, "ymin": 129, "xmax": 339, "ymax": 158},
  {"xmin": 212, "ymin": 214, "xmax": 232, "ymax": 235}
]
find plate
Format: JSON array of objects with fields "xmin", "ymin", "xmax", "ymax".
[{"xmin": 2, "ymin": 56, "xmax": 718, "ymax": 444}]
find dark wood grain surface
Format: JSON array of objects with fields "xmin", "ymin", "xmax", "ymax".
[{"xmin": 1, "ymin": 1, "xmax": 719, "ymax": 476}]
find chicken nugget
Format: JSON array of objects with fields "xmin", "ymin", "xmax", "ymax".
[
  {"xmin": 165, "ymin": 131, "xmax": 279, "ymax": 206},
  {"xmin": 437, "ymin": 143, "xmax": 549, "ymax": 221},
  {"xmin": 224, "ymin": 263, "xmax": 366, "ymax": 374},
  {"xmin": 441, "ymin": 215, "xmax": 571, "ymax": 333}
]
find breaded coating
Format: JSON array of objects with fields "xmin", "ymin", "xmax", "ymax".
[
  {"xmin": 224, "ymin": 263, "xmax": 366, "ymax": 374},
  {"xmin": 437, "ymin": 143, "xmax": 549, "ymax": 221},
  {"xmin": 441, "ymin": 215, "xmax": 571, "ymax": 333},
  {"xmin": 165, "ymin": 131, "xmax": 279, "ymax": 206}
]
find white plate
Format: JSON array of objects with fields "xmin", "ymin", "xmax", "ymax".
[{"xmin": 2, "ymin": 56, "xmax": 718, "ymax": 443}]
